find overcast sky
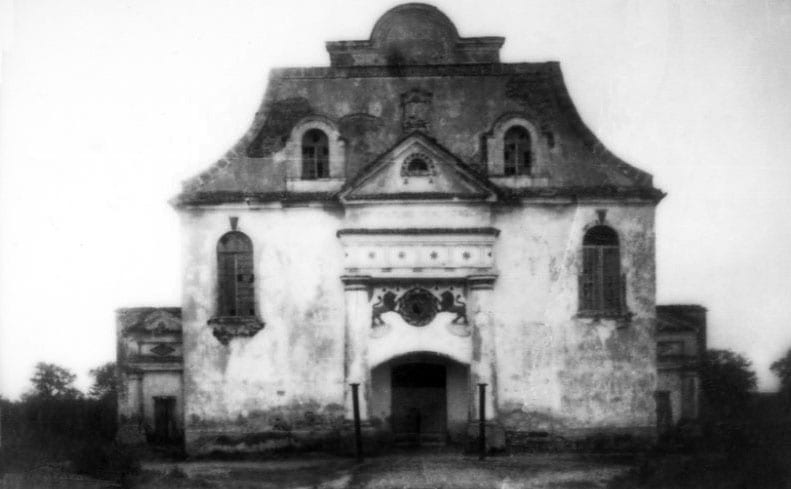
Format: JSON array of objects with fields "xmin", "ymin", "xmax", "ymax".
[{"xmin": 1, "ymin": 0, "xmax": 790, "ymax": 398}]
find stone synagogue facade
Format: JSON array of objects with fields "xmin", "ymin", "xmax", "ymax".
[{"xmin": 116, "ymin": 4, "xmax": 705, "ymax": 453}]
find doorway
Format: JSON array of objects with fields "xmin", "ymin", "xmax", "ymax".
[
  {"xmin": 391, "ymin": 363, "xmax": 447, "ymax": 445},
  {"xmin": 153, "ymin": 396, "xmax": 177, "ymax": 444}
]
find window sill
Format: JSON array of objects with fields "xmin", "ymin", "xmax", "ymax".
[
  {"xmin": 489, "ymin": 175, "xmax": 550, "ymax": 188},
  {"xmin": 576, "ymin": 310, "xmax": 633, "ymax": 325},
  {"xmin": 208, "ymin": 316, "xmax": 265, "ymax": 345},
  {"xmin": 286, "ymin": 177, "xmax": 345, "ymax": 193}
]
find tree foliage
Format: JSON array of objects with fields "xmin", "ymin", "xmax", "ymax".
[
  {"xmin": 700, "ymin": 349, "xmax": 757, "ymax": 418},
  {"xmin": 23, "ymin": 362, "xmax": 82, "ymax": 400},
  {"xmin": 770, "ymin": 348, "xmax": 791, "ymax": 398},
  {"xmin": 89, "ymin": 362, "xmax": 117, "ymax": 400}
]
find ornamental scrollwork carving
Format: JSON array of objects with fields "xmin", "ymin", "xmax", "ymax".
[
  {"xmin": 396, "ymin": 288, "xmax": 439, "ymax": 327},
  {"xmin": 370, "ymin": 285, "xmax": 468, "ymax": 329},
  {"xmin": 208, "ymin": 316, "xmax": 265, "ymax": 346}
]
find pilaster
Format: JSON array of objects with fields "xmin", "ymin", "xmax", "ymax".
[
  {"xmin": 467, "ymin": 274, "xmax": 497, "ymax": 420},
  {"xmin": 341, "ymin": 275, "xmax": 372, "ymax": 421}
]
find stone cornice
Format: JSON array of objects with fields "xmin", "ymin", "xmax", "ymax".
[
  {"xmin": 271, "ymin": 62, "xmax": 559, "ymax": 80},
  {"xmin": 467, "ymin": 274, "xmax": 498, "ymax": 290},
  {"xmin": 340, "ymin": 275, "xmax": 373, "ymax": 291},
  {"xmin": 174, "ymin": 187, "xmax": 664, "ymax": 208},
  {"xmin": 337, "ymin": 227, "xmax": 500, "ymax": 238}
]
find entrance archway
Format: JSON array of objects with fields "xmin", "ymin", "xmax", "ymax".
[{"xmin": 370, "ymin": 352, "xmax": 470, "ymax": 445}]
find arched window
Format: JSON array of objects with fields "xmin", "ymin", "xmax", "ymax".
[
  {"xmin": 503, "ymin": 126, "xmax": 532, "ymax": 176},
  {"xmin": 217, "ymin": 232, "xmax": 254, "ymax": 317},
  {"xmin": 301, "ymin": 129, "xmax": 329, "ymax": 179},
  {"xmin": 580, "ymin": 226, "xmax": 623, "ymax": 314}
]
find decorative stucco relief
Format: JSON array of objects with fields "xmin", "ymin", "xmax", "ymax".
[
  {"xmin": 345, "ymin": 243, "xmax": 493, "ymax": 272},
  {"xmin": 207, "ymin": 316, "xmax": 265, "ymax": 346},
  {"xmin": 401, "ymin": 88, "xmax": 433, "ymax": 132},
  {"xmin": 370, "ymin": 285, "xmax": 469, "ymax": 337}
]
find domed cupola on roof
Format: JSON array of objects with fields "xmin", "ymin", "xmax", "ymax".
[{"xmin": 326, "ymin": 3, "xmax": 504, "ymax": 67}]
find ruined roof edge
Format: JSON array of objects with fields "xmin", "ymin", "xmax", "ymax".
[{"xmin": 173, "ymin": 62, "xmax": 663, "ymax": 206}]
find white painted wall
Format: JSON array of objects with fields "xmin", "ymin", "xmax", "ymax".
[
  {"xmin": 179, "ymin": 199, "xmax": 657, "ymax": 444},
  {"xmin": 142, "ymin": 372, "xmax": 183, "ymax": 429},
  {"xmin": 491, "ymin": 203, "xmax": 657, "ymax": 432},
  {"xmin": 180, "ymin": 205, "xmax": 347, "ymax": 433}
]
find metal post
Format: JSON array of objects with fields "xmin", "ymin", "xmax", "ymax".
[
  {"xmin": 351, "ymin": 383, "xmax": 363, "ymax": 462},
  {"xmin": 478, "ymin": 383, "xmax": 487, "ymax": 460}
]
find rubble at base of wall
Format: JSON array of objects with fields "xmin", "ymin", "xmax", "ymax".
[
  {"xmin": 184, "ymin": 427, "xmax": 397, "ymax": 457},
  {"xmin": 505, "ymin": 428, "xmax": 656, "ymax": 453},
  {"xmin": 180, "ymin": 428, "xmax": 657, "ymax": 457},
  {"xmin": 116, "ymin": 423, "xmax": 147, "ymax": 446},
  {"xmin": 464, "ymin": 422, "xmax": 507, "ymax": 453}
]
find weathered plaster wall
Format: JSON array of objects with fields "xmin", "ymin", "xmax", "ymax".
[
  {"xmin": 344, "ymin": 202, "xmax": 492, "ymax": 230},
  {"xmin": 367, "ymin": 311, "xmax": 472, "ymax": 368},
  {"xmin": 117, "ymin": 370, "xmax": 138, "ymax": 424},
  {"xmin": 657, "ymin": 371, "xmax": 683, "ymax": 425},
  {"xmin": 446, "ymin": 362, "xmax": 471, "ymax": 437},
  {"xmin": 141, "ymin": 373, "xmax": 183, "ymax": 428},
  {"xmin": 491, "ymin": 203, "xmax": 657, "ymax": 437},
  {"xmin": 658, "ymin": 331, "xmax": 699, "ymax": 357},
  {"xmin": 179, "ymin": 205, "xmax": 347, "ymax": 452},
  {"xmin": 657, "ymin": 329, "xmax": 701, "ymax": 424},
  {"xmin": 179, "ymin": 199, "xmax": 656, "ymax": 451},
  {"xmin": 370, "ymin": 365, "xmax": 390, "ymax": 425},
  {"xmin": 117, "ymin": 328, "xmax": 136, "ymax": 424}
]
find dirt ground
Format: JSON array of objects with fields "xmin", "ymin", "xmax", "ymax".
[{"xmin": 130, "ymin": 452, "xmax": 634, "ymax": 489}]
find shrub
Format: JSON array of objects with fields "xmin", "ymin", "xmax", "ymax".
[{"xmin": 70, "ymin": 442, "xmax": 141, "ymax": 482}]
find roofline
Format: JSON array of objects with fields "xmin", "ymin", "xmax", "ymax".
[
  {"xmin": 267, "ymin": 61, "xmax": 560, "ymax": 80},
  {"xmin": 657, "ymin": 304, "xmax": 708, "ymax": 311},
  {"xmin": 325, "ymin": 37, "xmax": 505, "ymax": 51},
  {"xmin": 337, "ymin": 227, "xmax": 500, "ymax": 237},
  {"xmin": 115, "ymin": 306, "xmax": 181, "ymax": 313},
  {"xmin": 174, "ymin": 61, "xmax": 663, "ymax": 206},
  {"xmin": 172, "ymin": 187, "xmax": 664, "ymax": 208}
]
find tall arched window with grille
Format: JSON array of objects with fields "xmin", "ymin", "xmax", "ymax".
[
  {"xmin": 217, "ymin": 232, "xmax": 255, "ymax": 317},
  {"xmin": 580, "ymin": 225, "xmax": 623, "ymax": 314},
  {"xmin": 503, "ymin": 126, "xmax": 532, "ymax": 176},
  {"xmin": 301, "ymin": 129, "xmax": 329, "ymax": 179}
]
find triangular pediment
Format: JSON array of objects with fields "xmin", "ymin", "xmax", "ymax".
[
  {"xmin": 141, "ymin": 310, "xmax": 182, "ymax": 335},
  {"xmin": 340, "ymin": 133, "xmax": 497, "ymax": 203}
]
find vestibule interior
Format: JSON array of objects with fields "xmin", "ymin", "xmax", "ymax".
[{"xmin": 370, "ymin": 352, "xmax": 470, "ymax": 444}]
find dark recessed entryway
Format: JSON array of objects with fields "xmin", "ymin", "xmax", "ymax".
[{"xmin": 391, "ymin": 363, "xmax": 447, "ymax": 446}]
